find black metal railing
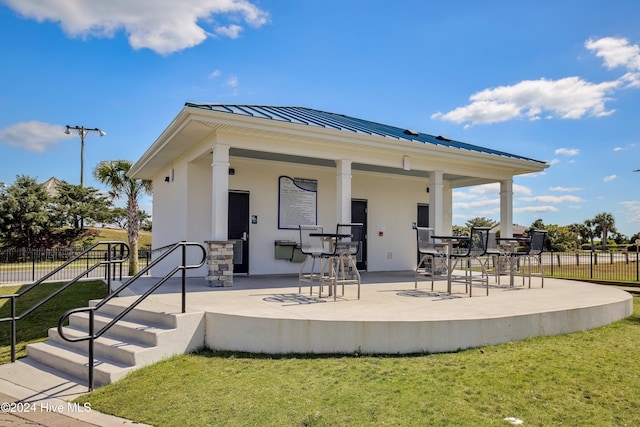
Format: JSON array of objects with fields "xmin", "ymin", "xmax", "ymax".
[
  {"xmin": 543, "ymin": 250, "xmax": 640, "ymax": 283},
  {"xmin": 57, "ymin": 241, "xmax": 207, "ymax": 391},
  {"xmin": 0, "ymin": 246, "xmax": 151, "ymax": 284},
  {"xmin": 0, "ymin": 242, "xmax": 129, "ymax": 363}
]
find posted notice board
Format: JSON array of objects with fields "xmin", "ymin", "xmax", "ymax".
[{"xmin": 278, "ymin": 176, "xmax": 317, "ymax": 229}]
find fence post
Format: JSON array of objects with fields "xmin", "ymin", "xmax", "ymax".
[
  {"xmin": 31, "ymin": 248, "xmax": 35, "ymax": 281},
  {"xmin": 590, "ymin": 251, "xmax": 594, "ymax": 279}
]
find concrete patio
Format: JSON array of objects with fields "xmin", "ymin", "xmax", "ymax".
[{"xmin": 121, "ymin": 271, "xmax": 632, "ymax": 354}]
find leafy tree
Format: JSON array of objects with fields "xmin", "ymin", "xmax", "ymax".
[
  {"xmin": 452, "ymin": 225, "xmax": 469, "ymax": 236},
  {"xmin": 465, "ymin": 217, "xmax": 498, "ymax": 229},
  {"xmin": 52, "ymin": 181, "xmax": 113, "ymax": 231},
  {"xmin": 527, "ymin": 220, "xmax": 576, "ymax": 251},
  {"xmin": 593, "ymin": 212, "xmax": 616, "ymax": 250},
  {"xmin": 0, "ymin": 175, "xmax": 52, "ymax": 248},
  {"xmin": 109, "ymin": 207, "xmax": 151, "ymax": 231},
  {"xmin": 94, "ymin": 160, "xmax": 152, "ymax": 275}
]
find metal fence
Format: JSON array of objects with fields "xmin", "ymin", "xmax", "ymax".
[
  {"xmin": 541, "ymin": 250, "xmax": 640, "ymax": 283},
  {"xmin": 0, "ymin": 247, "xmax": 152, "ymax": 284},
  {"xmin": 1, "ymin": 247, "xmax": 638, "ymax": 285}
]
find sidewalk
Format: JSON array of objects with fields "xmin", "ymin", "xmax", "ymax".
[
  {"xmin": 0, "ymin": 359, "xmax": 151, "ymax": 427},
  {"xmin": 0, "ymin": 390, "xmax": 99, "ymax": 426}
]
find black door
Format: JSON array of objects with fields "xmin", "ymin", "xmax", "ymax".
[
  {"xmin": 417, "ymin": 204, "xmax": 429, "ymax": 264},
  {"xmin": 228, "ymin": 191, "xmax": 250, "ymax": 274},
  {"xmin": 351, "ymin": 199, "xmax": 367, "ymax": 270},
  {"xmin": 417, "ymin": 204, "xmax": 429, "ymax": 227}
]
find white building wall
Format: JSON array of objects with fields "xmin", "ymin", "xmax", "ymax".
[
  {"xmin": 352, "ymin": 171, "xmax": 430, "ymax": 271},
  {"xmin": 151, "ymin": 153, "xmax": 454, "ymax": 276}
]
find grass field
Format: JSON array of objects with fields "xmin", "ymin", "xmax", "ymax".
[
  {"xmin": 0, "ymin": 280, "xmax": 108, "ymax": 363},
  {"xmin": 1, "ymin": 278, "xmax": 638, "ymax": 425},
  {"xmin": 74, "ymin": 298, "xmax": 640, "ymax": 427},
  {"xmin": 86, "ymin": 227, "xmax": 152, "ymax": 249}
]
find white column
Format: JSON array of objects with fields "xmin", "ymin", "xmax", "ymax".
[
  {"xmin": 336, "ymin": 160, "xmax": 352, "ymax": 224},
  {"xmin": 500, "ymin": 179, "xmax": 514, "ymax": 237},
  {"xmin": 211, "ymin": 144, "xmax": 230, "ymax": 240},
  {"xmin": 429, "ymin": 170, "xmax": 444, "ymax": 234}
]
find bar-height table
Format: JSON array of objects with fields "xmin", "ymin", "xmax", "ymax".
[
  {"xmin": 309, "ymin": 232, "xmax": 352, "ymax": 298},
  {"xmin": 497, "ymin": 236, "xmax": 530, "ymax": 286},
  {"xmin": 431, "ymin": 234, "xmax": 470, "ymax": 294}
]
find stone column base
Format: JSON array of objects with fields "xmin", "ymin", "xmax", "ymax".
[{"xmin": 205, "ymin": 240, "xmax": 234, "ymax": 287}]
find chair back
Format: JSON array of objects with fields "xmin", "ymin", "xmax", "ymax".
[
  {"xmin": 298, "ymin": 225, "xmax": 327, "ymax": 255},
  {"xmin": 336, "ymin": 223, "xmax": 364, "ymax": 256},
  {"xmin": 468, "ymin": 227, "xmax": 490, "ymax": 257},
  {"xmin": 416, "ymin": 227, "xmax": 439, "ymax": 255},
  {"xmin": 486, "ymin": 232, "xmax": 501, "ymax": 254},
  {"xmin": 528, "ymin": 230, "xmax": 547, "ymax": 256}
]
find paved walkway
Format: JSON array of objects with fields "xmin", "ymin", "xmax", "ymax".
[{"xmin": 0, "ymin": 391, "xmax": 99, "ymax": 426}]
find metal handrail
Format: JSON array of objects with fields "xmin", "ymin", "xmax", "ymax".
[
  {"xmin": 0, "ymin": 241, "xmax": 129, "ymax": 363},
  {"xmin": 56, "ymin": 241, "xmax": 207, "ymax": 391}
]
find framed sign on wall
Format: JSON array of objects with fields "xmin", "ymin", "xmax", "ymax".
[{"xmin": 278, "ymin": 176, "xmax": 318, "ymax": 229}]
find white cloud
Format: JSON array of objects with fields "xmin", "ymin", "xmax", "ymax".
[
  {"xmin": 585, "ymin": 37, "xmax": 640, "ymax": 87},
  {"xmin": 549, "ymin": 186, "xmax": 583, "ymax": 192},
  {"xmin": 2, "ymin": 0, "xmax": 269, "ymax": 55},
  {"xmin": 603, "ymin": 174, "xmax": 617, "ymax": 182},
  {"xmin": 432, "ymin": 36, "xmax": 640, "ymax": 126},
  {"xmin": 555, "ymin": 148, "xmax": 579, "ymax": 156},
  {"xmin": 209, "ymin": 69, "xmax": 222, "ymax": 79},
  {"xmin": 620, "ymin": 201, "xmax": 640, "ymax": 224},
  {"xmin": 520, "ymin": 195, "xmax": 584, "ymax": 203},
  {"xmin": 0, "ymin": 121, "xmax": 71, "ymax": 152},
  {"xmin": 514, "ymin": 206, "xmax": 559, "ymax": 213},
  {"xmin": 225, "ymin": 75, "xmax": 239, "ymax": 88},
  {"xmin": 431, "ymin": 76, "xmax": 619, "ymax": 125},
  {"xmin": 215, "ymin": 24, "xmax": 242, "ymax": 39}
]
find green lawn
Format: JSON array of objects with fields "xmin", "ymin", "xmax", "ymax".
[
  {"xmin": 0, "ymin": 280, "xmax": 108, "ymax": 363},
  {"xmin": 76, "ymin": 297, "xmax": 640, "ymax": 427},
  {"xmin": 87, "ymin": 227, "xmax": 151, "ymax": 249}
]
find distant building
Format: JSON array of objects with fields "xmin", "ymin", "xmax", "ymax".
[
  {"xmin": 41, "ymin": 176, "xmax": 62, "ymax": 197},
  {"xmin": 491, "ymin": 224, "xmax": 527, "ymax": 238}
]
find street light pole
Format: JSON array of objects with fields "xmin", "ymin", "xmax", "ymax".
[{"xmin": 65, "ymin": 125, "xmax": 106, "ymax": 187}]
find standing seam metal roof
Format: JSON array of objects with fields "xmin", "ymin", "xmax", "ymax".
[{"xmin": 185, "ymin": 103, "xmax": 544, "ymax": 163}]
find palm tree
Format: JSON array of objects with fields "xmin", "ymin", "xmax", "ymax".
[
  {"xmin": 593, "ymin": 212, "xmax": 616, "ymax": 250},
  {"xmin": 94, "ymin": 160, "xmax": 152, "ymax": 275}
]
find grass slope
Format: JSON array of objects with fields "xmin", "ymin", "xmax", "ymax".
[
  {"xmin": 0, "ymin": 280, "xmax": 108, "ymax": 363},
  {"xmin": 78, "ymin": 298, "xmax": 640, "ymax": 426}
]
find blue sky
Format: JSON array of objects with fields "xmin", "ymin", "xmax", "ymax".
[{"xmin": 0, "ymin": 0, "xmax": 639, "ymax": 237}]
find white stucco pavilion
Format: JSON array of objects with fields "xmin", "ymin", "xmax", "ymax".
[{"xmin": 129, "ymin": 104, "xmax": 548, "ymax": 280}]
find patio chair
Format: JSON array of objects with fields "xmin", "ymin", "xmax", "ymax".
[
  {"xmin": 483, "ymin": 232, "xmax": 509, "ymax": 285},
  {"xmin": 323, "ymin": 223, "xmax": 363, "ymax": 300},
  {"xmin": 415, "ymin": 227, "xmax": 448, "ymax": 290},
  {"xmin": 449, "ymin": 227, "xmax": 490, "ymax": 297},
  {"xmin": 508, "ymin": 230, "xmax": 547, "ymax": 288},
  {"xmin": 298, "ymin": 225, "xmax": 332, "ymax": 296}
]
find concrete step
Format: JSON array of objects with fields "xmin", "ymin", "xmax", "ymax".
[
  {"xmin": 88, "ymin": 298, "xmax": 180, "ymax": 328},
  {"xmin": 68, "ymin": 311, "xmax": 172, "ymax": 347},
  {"xmin": 26, "ymin": 341, "xmax": 134, "ymax": 388},
  {"xmin": 24, "ymin": 300, "xmax": 206, "ymax": 389},
  {"xmin": 48, "ymin": 326, "xmax": 155, "ymax": 367}
]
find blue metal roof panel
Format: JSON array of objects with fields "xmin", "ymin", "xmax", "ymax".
[{"xmin": 184, "ymin": 103, "xmax": 544, "ymax": 163}]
